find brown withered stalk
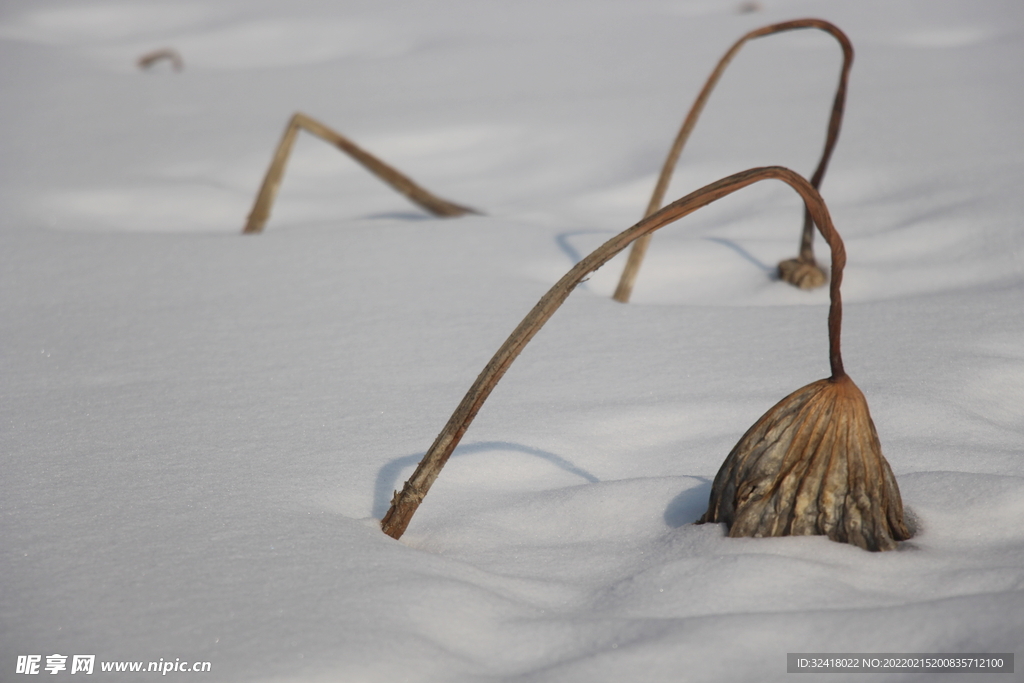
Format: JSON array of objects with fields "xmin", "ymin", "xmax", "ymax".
[
  {"xmin": 242, "ymin": 113, "xmax": 478, "ymax": 234},
  {"xmin": 382, "ymin": 166, "xmax": 908, "ymax": 549},
  {"xmin": 137, "ymin": 48, "xmax": 184, "ymax": 72},
  {"xmin": 613, "ymin": 19, "xmax": 853, "ymax": 302}
]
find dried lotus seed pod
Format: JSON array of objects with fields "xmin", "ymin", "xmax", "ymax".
[{"xmin": 699, "ymin": 374, "xmax": 911, "ymax": 551}]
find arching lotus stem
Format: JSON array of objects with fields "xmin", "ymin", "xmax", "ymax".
[
  {"xmin": 613, "ymin": 19, "xmax": 853, "ymax": 302},
  {"xmin": 137, "ymin": 48, "xmax": 184, "ymax": 71},
  {"xmin": 382, "ymin": 166, "xmax": 848, "ymax": 540},
  {"xmin": 242, "ymin": 113, "xmax": 478, "ymax": 234}
]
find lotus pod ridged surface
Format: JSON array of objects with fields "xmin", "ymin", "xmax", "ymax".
[{"xmin": 700, "ymin": 374, "xmax": 911, "ymax": 551}]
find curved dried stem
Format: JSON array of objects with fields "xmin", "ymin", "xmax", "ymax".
[
  {"xmin": 242, "ymin": 113, "xmax": 478, "ymax": 234},
  {"xmin": 381, "ymin": 166, "xmax": 844, "ymax": 539},
  {"xmin": 613, "ymin": 18, "xmax": 853, "ymax": 302},
  {"xmin": 137, "ymin": 48, "xmax": 184, "ymax": 72}
]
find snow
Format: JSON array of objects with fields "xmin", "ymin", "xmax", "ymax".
[{"xmin": 1, "ymin": 0, "xmax": 1022, "ymax": 681}]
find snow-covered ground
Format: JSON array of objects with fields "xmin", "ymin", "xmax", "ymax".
[{"xmin": 2, "ymin": 1, "xmax": 1022, "ymax": 681}]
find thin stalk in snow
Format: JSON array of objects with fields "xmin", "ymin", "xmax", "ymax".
[
  {"xmin": 382, "ymin": 166, "xmax": 907, "ymax": 551},
  {"xmin": 613, "ymin": 19, "xmax": 853, "ymax": 302},
  {"xmin": 137, "ymin": 48, "xmax": 183, "ymax": 71},
  {"xmin": 242, "ymin": 113, "xmax": 478, "ymax": 234}
]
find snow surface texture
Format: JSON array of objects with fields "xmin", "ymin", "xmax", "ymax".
[{"xmin": 2, "ymin": 0, "xmax": 1023, "ymax": 681}]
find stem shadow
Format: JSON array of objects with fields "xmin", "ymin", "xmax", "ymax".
[
  {"xmin": 362, "ymin": 210, "xmax": 436, "ymax": 221},
  {"xmin": 556, "ymin": 229, "xmax": 615, "ymax": 264},
  {"xmin": 704, "ymin": 236, "xmax": 775, "ymax": 274},
  {"xmin": 373, "ymin": 440, "xmax": 600, "ymax": 519}
]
